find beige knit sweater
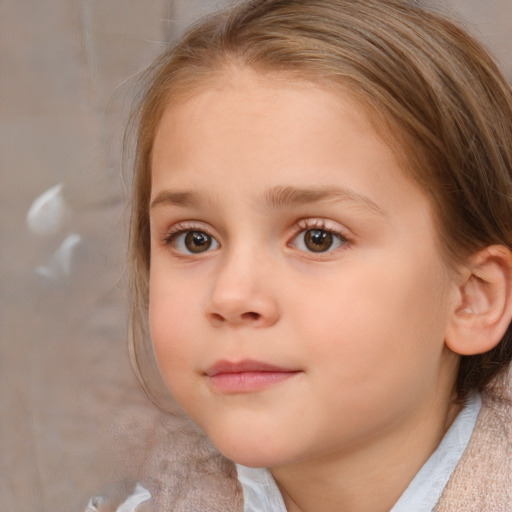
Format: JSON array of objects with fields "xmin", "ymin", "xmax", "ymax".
[
  {"xmin": 89, "ymin": 370, "xmax": 511, "ymax": 512},
  {"xmin": 434, "ymin": 371, "xmax": 511, "ymax": 512}
]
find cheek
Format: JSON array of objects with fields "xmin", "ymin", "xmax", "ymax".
[
  {"xmin": 294, "ymin": 256, "xmax": 452, "ymax": 386},
  {"xmin": 287, "ymin": 261, "xmax": 454, "ymax": 445},
  {"xmin": 148, "ymin": 270, "xmax": 202, "ymax": 390}
]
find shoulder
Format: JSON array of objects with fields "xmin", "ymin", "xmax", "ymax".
[
  {"xmin": 435, "ymin": 368, "xmax": 512, "ymax": 512},
  {"xmin": 85, "ymin": 428, "xmax": 243, "ymax": 512}
]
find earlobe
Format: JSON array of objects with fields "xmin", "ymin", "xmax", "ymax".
[{"xmin": 445, "ymin": 245, "xmax": 512, "ymax": 356}]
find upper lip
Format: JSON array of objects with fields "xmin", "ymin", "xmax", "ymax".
[{"xmin": 205, "ymin": 359, "xmax": 298, "ymax": 377}]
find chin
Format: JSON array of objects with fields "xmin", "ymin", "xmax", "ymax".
[{"xmin": 208, "ymin": 431, "xmax": 290, "ymax": 469}]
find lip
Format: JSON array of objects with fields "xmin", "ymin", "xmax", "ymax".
[{"xmin": 205, "ymin": 359, "xmax": 301, "ymax": 393}]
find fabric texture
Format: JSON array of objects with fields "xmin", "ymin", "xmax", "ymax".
[
  {"xmin": 434, "ymin": 371, "xmax": 512, "ymax": 512},
  {"xmin": 390, "ymin": 394, "xmax": 482, "ymax": 512},
  {"xmin": 87, "ymin": 368, "xmax": 511, "ymax": 511},
  {"xmin": 236, "ymin": 465, "xmax": 287, "ymax": 512},
  {"xmin": 86, "ymin": 484, "xmax": 151, "ymax": 512}
]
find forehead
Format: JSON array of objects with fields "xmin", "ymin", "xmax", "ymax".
[
  {"xmin": 150, "ymin": 67, "xmax": 427, "ymax": 219},
  {"xmin": 152, "ymin": 66, "xmax": 414, "ymax": 175}
]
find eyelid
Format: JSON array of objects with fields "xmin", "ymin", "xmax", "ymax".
[
  {"xmin": 288, "ymin": 218, "xmax": 352, "ymax": 253},
  {"xmin": 162, "ymin": 220, "xmax": 214, "ymax": 242},
  {"xmin": 157, "ymin": 218, "xmax": 351, "ymax": 256},
  {"xmin": 295, "ymin": 218, "xmax": 351, "ymax": 238},
  {"xmin": 162, "ymin": 221, "xmax": 220, "ymax": 254}
]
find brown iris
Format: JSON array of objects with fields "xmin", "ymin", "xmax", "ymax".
[
  {"xmin": 304, "ymin": 229, "xmax": 334, "ymax": 252},
  {"xmin": 184, "ymin": 231, "xmax": 213, "ymax": 253}
]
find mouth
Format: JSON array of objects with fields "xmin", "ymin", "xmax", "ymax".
[{"xmin": 205, "ymin": 359, "xmax": 302, "ymax": 394}]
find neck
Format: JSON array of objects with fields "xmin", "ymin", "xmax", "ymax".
[{"xmin": 271, "ymin": 396, "xmax": 461, "ymax": 512}]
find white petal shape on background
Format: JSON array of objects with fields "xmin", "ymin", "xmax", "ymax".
[
  {"xmin": 26, "ymin": 183, "xmax": 66, "ymax": 235},
  {"xmin": 115, "ymin": 483, "xmax": 151, "ymax": 512},
  {"xmin": 84, "ymin": 495, "xmax": 107, "ymax": 512},
  {"xmin": 35, "ymin": 233, "xmax": 82, "ymax": 279}
]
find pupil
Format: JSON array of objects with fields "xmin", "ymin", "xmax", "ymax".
[
  {"xmin": 185, "ymin": 231, "xmax": 212, "ymax": 253},
  {"xmin": 305, "ymin": 229, "xmax": 333, "ymax": 252}
]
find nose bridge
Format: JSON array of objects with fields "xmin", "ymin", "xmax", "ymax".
[{"xmin": 206, "ymin": 241, "xmax": 279, "ymax": 326}]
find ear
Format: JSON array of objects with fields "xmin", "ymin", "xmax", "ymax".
[{"xmin": 445, "ymin": 245, "xmax": 512, "ymax": 356}]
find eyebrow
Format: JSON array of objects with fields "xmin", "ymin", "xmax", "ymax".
[
  {"xmin": 260, "ymin": 185, "xmax": 385, "ymax": 215},
  {"xmin": 150, "ymin": 184, "xmax": 385, "ymax": 216},
  {"xmin": 150, "ymin": 190, "xmax": 198, "ymax": 210}
]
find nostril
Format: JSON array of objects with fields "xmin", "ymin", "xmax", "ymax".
[
  {"xmin": 242, "ymin": 311, "xmax": 260, "ymax": 321},
  {"xmin": 208, "ymin": 311, "xmax": 260, "ymax": 323},
  {"xmin": 210, "ymin": 312, "xmax": 225, "ymax": 323}
]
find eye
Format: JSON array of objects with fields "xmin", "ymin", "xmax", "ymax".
[
  {"xmin": 292, "ymin": 227, "xmax": 347, "ymax": 253},
  {"xmin": 168, "ymin": 230, "xmax": 220, "ymax": 254}
]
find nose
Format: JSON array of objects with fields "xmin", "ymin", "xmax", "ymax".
[{"xmin": 205, "ymin": 251, "xmax": 280, "ymax": 328}]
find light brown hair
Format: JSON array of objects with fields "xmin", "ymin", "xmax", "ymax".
[{"xmin": 128, "ymin": 0, "xmax": 512, "ymax": 403}]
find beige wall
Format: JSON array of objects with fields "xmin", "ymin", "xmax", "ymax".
[{"xmin": 1, "ymin": 1, "xmax": 510, "ymax": 510}]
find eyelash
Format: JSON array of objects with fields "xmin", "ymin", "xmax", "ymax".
[
  {"xmin": 290, "ymin": 218, "xmax": 351, "ymax": 253},
  {"xmin": 163, "ymin": 222, "xmax": 211, "ymax": 244},
  {"xmin": 162, "ymin": 221, "xmax": 219, "ymax": 255},
  {"xmin": 161, "ymin": 219, "xmax": 351, "ymax": 255}
]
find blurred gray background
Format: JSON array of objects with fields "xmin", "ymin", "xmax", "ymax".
[{"xmin": 1, "ymin": 1, "xmax": 511, "ymax": 511}]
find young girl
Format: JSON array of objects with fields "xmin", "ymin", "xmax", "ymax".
[{"xmin": 89, "ymin": 0, "xmax": 512, "ymax": 510}]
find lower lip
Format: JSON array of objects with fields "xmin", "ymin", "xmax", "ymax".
[{"xmin": 209, "ymin": 371, "xmax": 299, "ymax": 393}]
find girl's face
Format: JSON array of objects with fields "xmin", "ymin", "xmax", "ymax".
[{"xmin": 148, "ymin": 68, "xmax": 461, "ymax": 469}]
